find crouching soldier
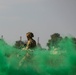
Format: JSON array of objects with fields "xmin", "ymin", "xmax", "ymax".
[
  {"xmin": 22, "ymin": 32, "xmax": 36, "ymax": 50},
  {"xmin": 19, "ymin": 32, "xmax": 36, "ymax": 66}
]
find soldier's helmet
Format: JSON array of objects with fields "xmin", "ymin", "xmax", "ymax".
[{"xmin": 26, "ymin": 32, "xmax": 34, "ymax": 38}]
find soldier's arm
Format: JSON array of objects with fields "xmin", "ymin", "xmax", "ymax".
[{"xmin": 26, "ymin": 41, "xmax": 31, "ymax": 50}]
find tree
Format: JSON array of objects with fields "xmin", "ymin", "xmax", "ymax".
[{"xmin": 47, "ymin": 33, "xmax": 62, "ymax": 50}]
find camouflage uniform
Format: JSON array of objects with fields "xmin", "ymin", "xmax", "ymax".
[
  {"xmin": 26, "ymin": 39, "xmax": 36, "ymax": 49},
  {"xmin": 26, "ymin": 32, "xmax": 36, "ymax": 50}
]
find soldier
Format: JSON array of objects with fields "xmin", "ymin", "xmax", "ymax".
[
  {"xmin": 25, "ymin": 32, "xmax": 36, "ymax": 50},
  {"xmin": 19, "ymin": 32, "xmax": 36, "ymax": 66}
]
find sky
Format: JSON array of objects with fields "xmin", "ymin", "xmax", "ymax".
[{"xmin": 0, "ymin": 0, "xmax": 76, "ymax": 47}]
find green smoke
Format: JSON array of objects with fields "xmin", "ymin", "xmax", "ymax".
[{"xmin": 0, "ymin": 37, "xmax": 76, "ymax": 75}]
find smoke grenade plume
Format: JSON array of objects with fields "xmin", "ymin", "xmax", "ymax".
[{"xmin": 0, "ymin": 37, "xmax": 76, "ymax": 75}]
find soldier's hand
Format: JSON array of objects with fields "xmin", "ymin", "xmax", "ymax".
[{"xmin": 22, "ymin": 48, "xmax": 26, "ymax": 50}]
